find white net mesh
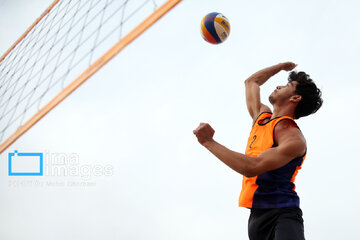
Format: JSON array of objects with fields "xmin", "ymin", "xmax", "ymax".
[{"xmin": 0, "ymin": 0, "xmax": 173, "ymax": 150}]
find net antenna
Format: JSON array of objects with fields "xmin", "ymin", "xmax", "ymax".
[{"xmin": 0, "ymin": 0, "xmax": 182, "ymax": 154}]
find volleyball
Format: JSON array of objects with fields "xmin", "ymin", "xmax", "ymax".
[{"xmin": 200, "ymin": 12, "xmax": 230, "ymax": 44}]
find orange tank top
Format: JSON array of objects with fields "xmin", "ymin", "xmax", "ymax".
[{"xmin": 238, "ymin": 112, "xmax": 306, "ymax": 209}]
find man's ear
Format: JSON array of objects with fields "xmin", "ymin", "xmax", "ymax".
[{"xmin": 290, "ymin": 95, "xmax": 302, "ymax": 103}]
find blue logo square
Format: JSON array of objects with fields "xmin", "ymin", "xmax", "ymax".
[{"xmin": 8, "ymin": 150, "xmax": 43, "ymax": 176}]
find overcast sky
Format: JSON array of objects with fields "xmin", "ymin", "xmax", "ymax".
[{"xmin": 1, "ymin": 0, "xmax": 360, "ymax": 239}]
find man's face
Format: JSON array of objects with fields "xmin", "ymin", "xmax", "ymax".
[{"xmin": 269, "ymin": 81, "xmax": 298, "ymax": 104}]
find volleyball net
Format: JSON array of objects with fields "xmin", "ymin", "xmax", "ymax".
[{"xmin": 0, "ymin": 0, "xmax": 182, "ymax": 154}]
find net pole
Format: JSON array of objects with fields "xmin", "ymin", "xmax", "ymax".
[
  {"xmin": 0, "ymin": 0, "xmax": 182, "ymax": 154},
  {"xmin": 0, "ymin": 0, "xmax": 61, "ymax": 63}
]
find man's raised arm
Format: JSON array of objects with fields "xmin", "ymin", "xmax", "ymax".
[{"xmin": 244, "ymin": 62, "xmax": 297, "ymax": 122}]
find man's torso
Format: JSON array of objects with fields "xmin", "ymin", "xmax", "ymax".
[{"xmin": 239, "ymin": 112, "xmax": 306, "ymax": 209}]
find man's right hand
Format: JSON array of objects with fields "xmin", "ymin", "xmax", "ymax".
[{"xmin": 279, "ymin": 62, "xmax": 297, "ymax": 71}]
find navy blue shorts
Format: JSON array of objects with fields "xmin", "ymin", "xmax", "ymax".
[{"xmin": 248, "ymin": 207, "xmax": 305, "ymax": 240}]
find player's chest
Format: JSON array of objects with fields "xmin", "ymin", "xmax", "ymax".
[{"xmin": 245, "ymin": 127, "xmax": 274, "ymax": 156}]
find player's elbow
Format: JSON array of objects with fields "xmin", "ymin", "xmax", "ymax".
[
  {"xmin": 244, "ymin": 77, "xmax": 254, "ymax": 85},
  {"xmin": 242, "ymin": 160, "xmax": 260, "ymax": 178},
  {"xmin": 243, "ymin": 171, "xmax": 256, "ymax": 178},
  {"xmin": 244, "ymin": 76, "xmax": 261, "ymax": 85},
  {"xmin": 243, "ymin": 168, "xmax": 259, "ymax": 178},
  {"xmin": 242, "ymin": 158, "xmax": 265, "ymax": 177},
  {"xmin": 244, "ymin": 78, "xmax": 253, "ymax": 85}
]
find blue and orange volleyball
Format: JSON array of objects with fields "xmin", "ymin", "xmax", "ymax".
[{"xmin": 201, "ymin": 12, "xmax": 230, "ymax": 44}]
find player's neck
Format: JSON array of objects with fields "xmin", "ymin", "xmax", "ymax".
[{"xmin": 271, "ymin": 104, "xmax": 295, "ymax": 119}]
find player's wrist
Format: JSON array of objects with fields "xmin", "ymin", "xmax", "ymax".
[{"xmin": 202, "ymin": 139, "xmax": 216, "ymax": 149}]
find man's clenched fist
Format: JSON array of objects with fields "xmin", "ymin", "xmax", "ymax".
[
  {"xmin": 193, "ymin": 123, "xmax": 215, "ymax": 146},
  {"xmin": 279, "ymin": 62, "xmax": 297, "ymax": 71}
]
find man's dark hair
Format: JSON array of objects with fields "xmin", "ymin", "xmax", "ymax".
[{"xmin": 288, "ymin": 71, "xmax": 323, "ymax": 119}]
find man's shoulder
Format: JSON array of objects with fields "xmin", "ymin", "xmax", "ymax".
[
  {"xmin": 275, "ymin": 118, "xmax": 299, "ymax": 131},
  {"xmin": 274, "ymin": 119, "xmax": 307, "ymax": 154}
]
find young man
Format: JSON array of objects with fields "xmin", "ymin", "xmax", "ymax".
[{"xmin": 193, "ymin": 62, "xmax": 323, "ymax": 240}]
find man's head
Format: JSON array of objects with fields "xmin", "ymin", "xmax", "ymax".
[{"xmin": 269, "ymin": 71, "xmax": 323, "ymax": 119}]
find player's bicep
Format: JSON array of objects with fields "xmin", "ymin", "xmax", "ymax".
[
  {"xmin": 254, "ymin": 133, "xmax": 306, "ymax": 175},
  {"xmin": 244, "ymin": 80, "xmax": 270, "ymax": 120}
]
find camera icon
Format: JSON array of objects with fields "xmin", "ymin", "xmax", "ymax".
[{"xmin": 8, "ymin": 150, "xmax": 43, "ymax": 176}]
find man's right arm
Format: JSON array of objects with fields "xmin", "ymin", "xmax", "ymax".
[{"xmin": 244, "ymin": 62, "xmax": 297, "ymax": 122}]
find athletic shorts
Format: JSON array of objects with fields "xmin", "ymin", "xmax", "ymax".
[{"xmin": 248, "ymin": 207, "xmax": 305, "ymax": 240}]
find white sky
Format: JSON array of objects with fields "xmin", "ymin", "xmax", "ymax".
[{"xmin": 0, "ymin": 0, "xmax": 360, "ymax": 239}]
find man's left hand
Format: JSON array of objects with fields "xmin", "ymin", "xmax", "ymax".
[{"xmin": 193, "ymin": 123, "xmax": 215, "ymax": 146}]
